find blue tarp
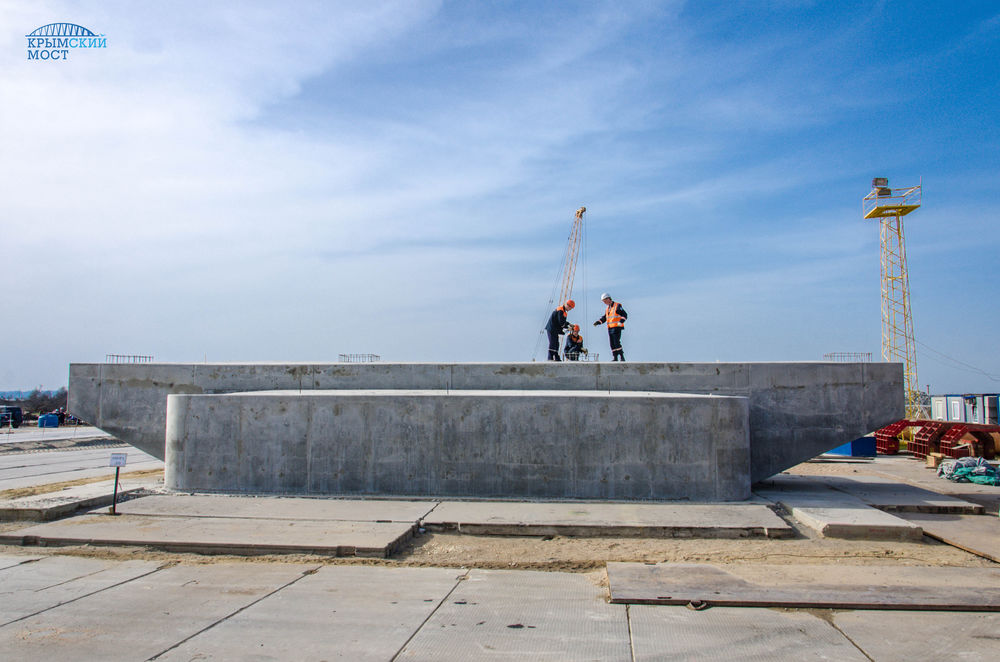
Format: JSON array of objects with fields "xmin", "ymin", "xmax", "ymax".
[
  {"xmin": 827, "ymin": 437, "xmax": 876, "ymax": 457},
  {"xmin": 37, "ymin": 413, "xmax": 59, "ymax": 428}
]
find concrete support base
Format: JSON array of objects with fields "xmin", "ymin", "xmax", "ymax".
[
  {"xmin": 68, "ymin": 361, "xmax": 904, "ymax": 501},
  {"xmin": 165, "ymin": 389, "xmax": 751, "ymax": 501}
]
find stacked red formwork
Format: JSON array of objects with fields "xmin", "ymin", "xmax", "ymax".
[
  {"xmin": 910, "ymin": 421, "xmax": 947, "ymax": 459},
  {"xmin": 939, "ymin": 424, "xmax": 972, "ymax": 458},
  {"xmin": 875, "ymin": 420, "xmax": 909, "ymax": 455}
]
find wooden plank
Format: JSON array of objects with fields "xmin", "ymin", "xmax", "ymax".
[
  {"xmin": 896, "ymin": 512, "xmax": 1000, "ymax": 563},
  {"xmin": 607, "ymin": 562, "xmax": 1000, "ymax": 611}
]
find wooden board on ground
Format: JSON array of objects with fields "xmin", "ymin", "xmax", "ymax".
[
  {"xmin": 895, "ymin": 512, "xmax": 1000, "ymax": 563},
  {"xmin": 607, "ymin": 562, "xmax": 1000, "ymax": 610}
]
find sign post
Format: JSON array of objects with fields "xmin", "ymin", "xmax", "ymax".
[{"xmin": 109, "ymin": 453, "xmax": 127, "ymax": 515}]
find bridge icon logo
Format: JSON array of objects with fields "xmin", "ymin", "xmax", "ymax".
[{"xmin": 26, "ymin": 23, "xmax": 107, "ymax": 61}]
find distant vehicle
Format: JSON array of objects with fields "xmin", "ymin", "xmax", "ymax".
[{"xmin": 0, "ymin": 405, "xmax": 23, "ymax": 428}]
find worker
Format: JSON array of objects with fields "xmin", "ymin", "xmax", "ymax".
[
  {"xmin": 563, "ymin": 324, "xmax": 586, "ymax": 361},
  {"xmin": 593, "ymin": 292, "xmax": 627, "ymax": 361},
  {"xmin": 544, "ymin": 299, "xmax": 575, "ymax": 361}
]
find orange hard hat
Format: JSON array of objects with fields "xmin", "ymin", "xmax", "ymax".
[
  {"xmin": 565, "ymin": 299, "xmax": 575, "ymax": 309},
  {"xmin": 572, "ymin": 324, "xmax": 580, "ymax": 332}
]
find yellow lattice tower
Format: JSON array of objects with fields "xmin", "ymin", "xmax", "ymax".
[{"xmin": 863, "ymin": 178, "xmax": 926, "ymax": 420}]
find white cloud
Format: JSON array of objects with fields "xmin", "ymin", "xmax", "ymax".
[{"xmin": 2, "ymin": 1, "xmax": 999, "ymax": 394}]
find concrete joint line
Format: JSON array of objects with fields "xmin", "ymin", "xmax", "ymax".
[
  {"xmin": 0, "ymin": 562, "xmax": 170, "ymax": 629},
  {"xmin": 625, "ymin": 603, "xmax": 637, "ymax": 662},
  {"xmin": 32, "ymin": 565, "xmax": 117, "ymax": 593},
  {"xmin": 825, "ymin": 616, "xmax": 877, "ymax": 662},
  {"xmin": 0, "ymin": 557, "xmax": 40, "ymax": 574},
  {"xmin": 390, "ymin": 569, "xmax": 471, "ymax": 661},
  {"xmin": 145, "ymin": 564, "xmax": 323, "ymax": 661}
]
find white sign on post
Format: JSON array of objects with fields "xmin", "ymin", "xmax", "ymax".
[{"xmin": 109, "ymin": 453, "xmax": 127, "ymax": 467}]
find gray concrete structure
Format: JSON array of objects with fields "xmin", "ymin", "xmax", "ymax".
[
  {"xmin": 69, "ymin": 361, "xmax": 902, "ymax": 482},
  {"xmin": 165, "ymin": 389, "xmax": 750, "ymax": 500},
  {"xmin": 0, "ymin": 480, "xmax": 155, "ymax": 521},
  {"xmin": 422, "ymin": 501, "xmax": 792, "ymax": 537},
  {"xmin": 1, "ymin": 513, "xmax": 415, "ymax": 557}
]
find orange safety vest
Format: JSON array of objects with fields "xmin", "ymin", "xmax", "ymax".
[{"xmin": 606, "ymin": 302, "xmax": 624, "ymax": 328}]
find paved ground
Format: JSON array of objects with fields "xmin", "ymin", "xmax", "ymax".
[
  {"xmin": 1, "ymin": 554, "xmax": 997, "ymax": 661},
  {"xmin": 0, "ymin": 446, "xmax": 999, "ymax": 660},
  {"xmin": 0, "ymin": 446, "xmax": 162, "ymax": 492},
  {"xmin": 0, "ymin": 425, "xmax": 113, "ymax": 444}
]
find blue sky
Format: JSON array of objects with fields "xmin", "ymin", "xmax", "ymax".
[{"xmin": 1, "ymin": 0, "xmax": 998, "ymax": 394}]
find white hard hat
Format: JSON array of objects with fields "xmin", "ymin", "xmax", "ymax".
[{"xmin": 600, "ymin": 292, "xmax": 611, "ymax": 300}]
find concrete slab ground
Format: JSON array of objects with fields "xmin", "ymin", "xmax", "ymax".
[
  {"xmin": 607, "ymin": 562, "xmax": 1000, "ymax": 610},
  {"xmin": 805, "ymin": 473, "xmax": 985, "ymax": 513},
  {"xmin": 4, "ymin": 450, "xmax": 1000, "ymax": 658},
  {"xmin": 0, "ymin": 447, "xmax": 163, "ymax": 492},
  {"xmin": 0, "ymin": 479, "xmax": 157, "ymax": 521},
  {"xmin": 628, "ymin": 605, "xmax": 870, "ymax": 661},
  {"xmin": 895, "ymin": 511, "xmax": 1000, "ymax": 563},
  {"xmin": 0, "ymin": 514, "xmax": 415, "ymax": 557},
  {"xmin": 755, "ymin": 474, "xmax": 924, "ymax": 540},
  {"xmin": 832, "ymin": 610, "xmax": 1000, "ymax": 661},
  {"xmin": 0, "ymin": 553, "xmax": 41, "ymax": 571},
  {"xmin": 396, "ymin": 569, "xmax": 631, "ymax": 661},
  {"xmin": 157, "ymin": 566, "xmax": 465, "ymax": 662},
  {"xmin": 112, "ymin": 494, "xmax": 438, "ymax": 523},
  {"xmin": 0, "ymin": 425, "xmax": 113, "ymax": 446},
  {"xmin": 0, "ymin": 556, "xmax": 161, "ymax": 626},
  {"xmin": 857, "ymin": 454, "xmax": 1000, "ymax": 515},
  {"xmin": 423, "ymin": 501, "xmax": 794, "ymax": 538},
  {"xmin": 0, "ymin": 562, "xmax": 313, "ymax": 662},
  {"xmin": 2, "ymin": 556, "xmax": 999, "ymax": 660}
]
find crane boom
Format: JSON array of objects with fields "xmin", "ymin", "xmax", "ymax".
[{"xmin": 557, "ymin": 207, "xmax": 586, "ymax": 305}]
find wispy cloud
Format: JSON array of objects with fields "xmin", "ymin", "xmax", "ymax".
[{"xmin": 1, "ymin": 1, "xmax": 998, "ymax": 393}]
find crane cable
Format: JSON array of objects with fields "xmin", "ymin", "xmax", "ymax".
[
  {"xmin": 915, "ymin": 340, "xmax": 1000, "ymax": 382},
  {"xmin": 532, "ymin": 208, "xmax": 587, "ymax": 361},
  {"xmin": 582, "ymin": 208, "xmax": 589, "ymax": 356},
  {"xmin": 533, "ymin": 226, "xmax": 572, "ymax": 360}
]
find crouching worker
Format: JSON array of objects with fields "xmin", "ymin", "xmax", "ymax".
[
  {"xmin": 563, "ymin": 325, "xmax": 586, "ymax": 361},
  {"xmin": 544, "ymin": 299, "xmax": 575, "ymax": 361}
]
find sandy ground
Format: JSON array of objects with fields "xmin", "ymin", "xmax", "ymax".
[
  {"xmin": 0, "ymin": 468, "xmax": 164, "ymax": 500},
  {"xmin": 1, "ymin": 456, "xmax": 996, "ymax": 572}
]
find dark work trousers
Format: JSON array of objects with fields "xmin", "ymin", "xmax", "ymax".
[
  {"xmin": 547, "ymin": 330, "xmax": 562, "ymax": 361},
  {"xmin": 608, "ymin": 327, "xmax": 625, "ymax": 361}
]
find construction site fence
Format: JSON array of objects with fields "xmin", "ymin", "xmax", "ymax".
[
  {"xmin": 823, "ymin": 352, "xmax": 873, "ymax": 362},
  {"xmin": 105, "ymin": 354, "xmax": 154, "ymax": 364},
  {"xmin": 338, "ymin": 354, "xmax": 381, "ymax": 363}
]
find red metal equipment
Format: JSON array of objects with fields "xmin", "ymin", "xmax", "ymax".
[
  {"xmin": 909, "ymin": 420, "xmax": 946, "ymax": 459},
  {"xmin": 873, "ymin": 419, "xmax": 1000, "ymax": 459},
  {"xmin": 938, "ymin": 424, "xmax": 971, "ymax": 458},
  {"xmin": 875, "ymin": 420, "xmax": 908, "ymax": 454}
]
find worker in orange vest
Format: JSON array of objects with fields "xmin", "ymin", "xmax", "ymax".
[
  {"xmin": 593, "ymin": 292, "xmax": 627, "ymax": 361},
  {"xmin": 563, "ymin": 324, "xmax": 586, "ymax": 361},
  {"xmin": 544, "ymin": 299, "xmax": 575, "ymax": 361}
]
